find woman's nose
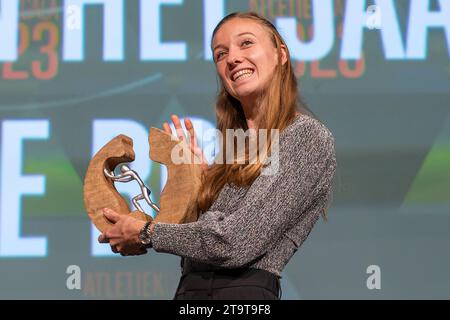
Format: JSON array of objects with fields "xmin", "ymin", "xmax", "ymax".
[{"xmin": 226, "ymin": 50, "xmax": 243, "ymax": 66}]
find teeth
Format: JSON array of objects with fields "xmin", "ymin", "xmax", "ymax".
[
  {"xmin": 236, "ymin": 73, "xmax": 252, "ymax": 81},
  {"xmin": 233, "ymin": 69, "xmax": 254, "ymax": 81}
]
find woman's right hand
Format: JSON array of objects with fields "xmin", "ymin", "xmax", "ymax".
[{"xmin": 163, "ymin": 114, "xmax": 209, "ymax": 172}]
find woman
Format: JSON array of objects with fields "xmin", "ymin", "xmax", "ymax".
[{"xmin": 98, "ymin": 12, "xmax": 337, "ymax": 300}]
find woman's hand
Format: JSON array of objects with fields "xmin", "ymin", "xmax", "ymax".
[
  {"xmin": 163, "ymin": 114, "xmax": 209, "ymax": 172},
  {"xmin": 98, "ymin": 208, "xmax": 148, "ymax": 256}
]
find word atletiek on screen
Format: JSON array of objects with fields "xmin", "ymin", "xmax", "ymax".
[{"xmin": 1, "ymin": 0, "xmax": 449, "ymax": 63}]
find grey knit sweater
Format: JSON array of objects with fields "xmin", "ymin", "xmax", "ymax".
[{"xmin": 151, "ymin": 113, "xmax": 337, "ymax": 278}]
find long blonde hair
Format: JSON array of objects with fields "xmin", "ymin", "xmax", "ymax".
[{"xmin": 197, "ymin": 12, "xmax": 303, "ymax": 214}]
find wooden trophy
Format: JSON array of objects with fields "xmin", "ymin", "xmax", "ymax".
[{"xmin": 83, "ymin": 127, "xmax": 203, "ymax": 233}]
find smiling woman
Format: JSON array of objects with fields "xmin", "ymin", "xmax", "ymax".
[
  {"xmin": 212, "ymin": 19, "xmax": 288, "ymax": 116},
  {"xmin": 199, "ymin": 12, "xmax": 312, "ymax": 213},
  {"xmin": 99, "ymin": 11, "xmax": 337, "ymax": 301}
]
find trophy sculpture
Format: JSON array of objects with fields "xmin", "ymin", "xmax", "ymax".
[{"xmin": 83, "ymin": 127, "xmax": 203, "ymax": 233}]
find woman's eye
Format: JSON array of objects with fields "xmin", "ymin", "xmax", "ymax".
[
  {"xmin": 215, "ymin": 41, "xmax": 252, "ymax": 61},
  {"xmin": 216, "ymin": 51, "xmax": 225, "ymax": 60}
]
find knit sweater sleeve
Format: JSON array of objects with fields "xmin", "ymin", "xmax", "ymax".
[{"xmin": 151, "ymin": 116, "xmax": 337, "ymax": 268}]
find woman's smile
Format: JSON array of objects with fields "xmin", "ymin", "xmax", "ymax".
[
  {"xmin": 232, "ymin": 68, "xmax": 255, "ymax": 82},
  {"xmin": 234, "ymin": 72, "xmax": 256, "ymax": 87}
]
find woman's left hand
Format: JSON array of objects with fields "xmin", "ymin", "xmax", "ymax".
[{"xmin": 98, "ymin": 208, "xmax": 148, "ymax": 256}]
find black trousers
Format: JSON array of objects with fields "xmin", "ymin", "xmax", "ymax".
[{"xmin": 173, "ymin": 268, "xmax": 281, "ymax": 300}]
